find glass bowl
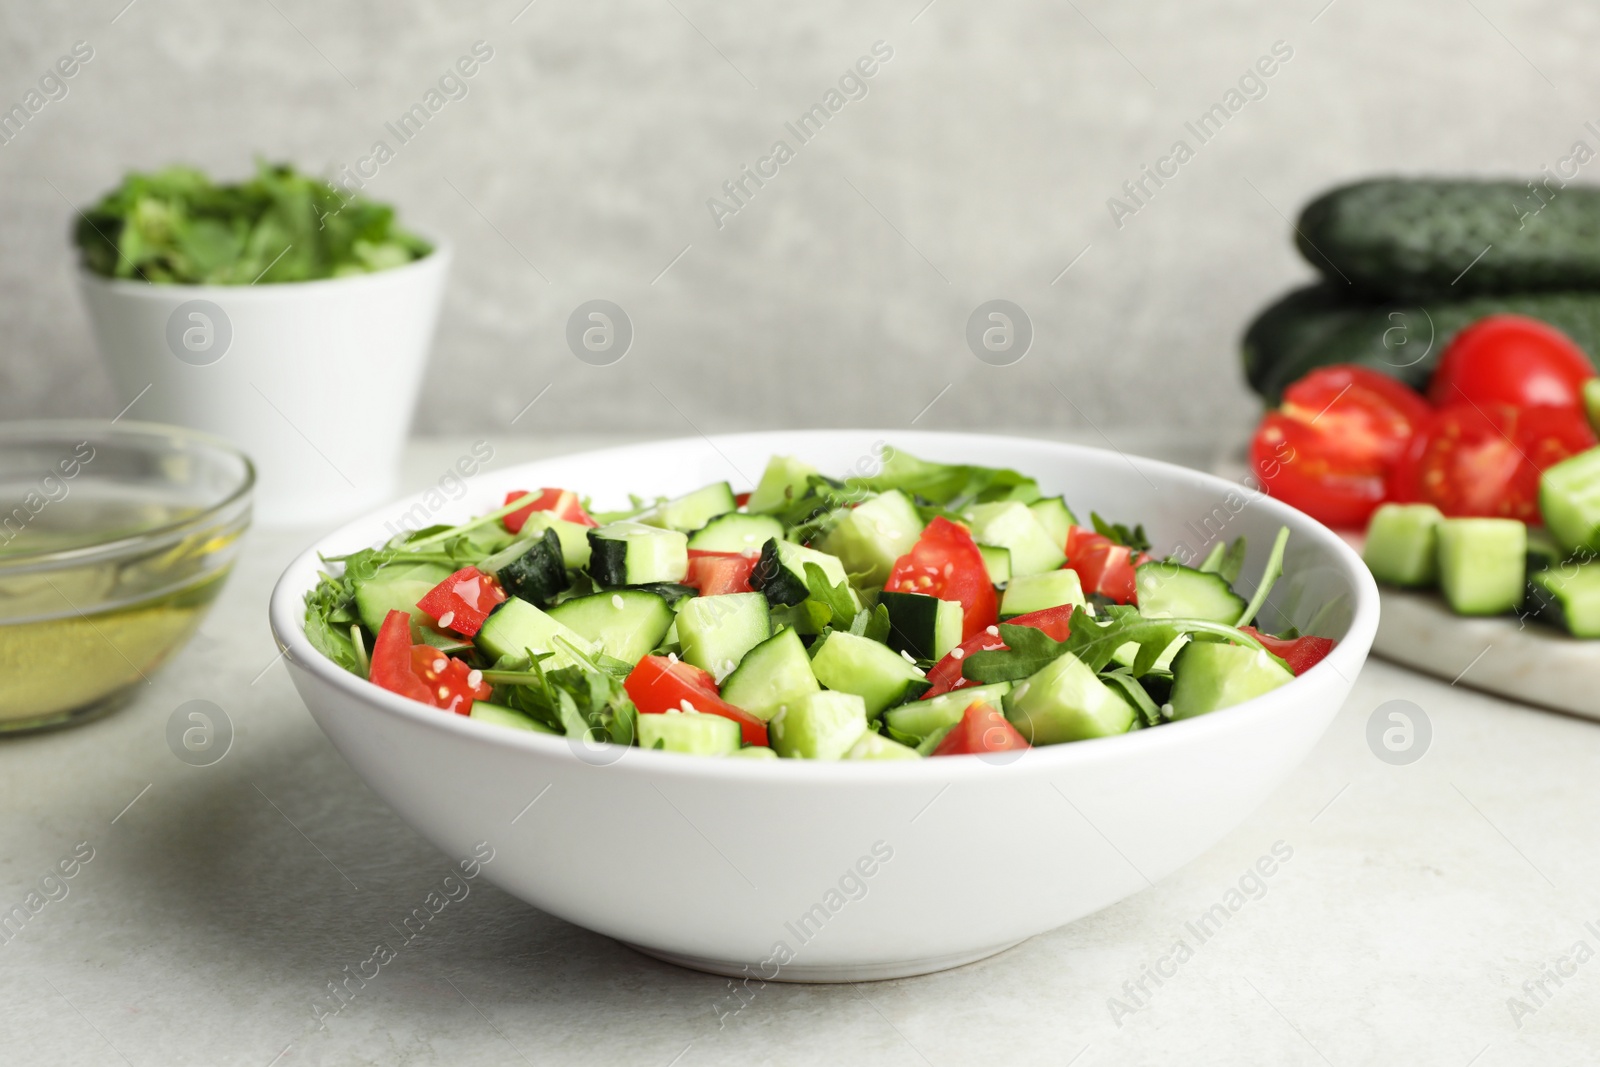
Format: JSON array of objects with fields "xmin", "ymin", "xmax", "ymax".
[{"xmin": 0, "ymin": 420, "xmax": 253, "ymax": 733}]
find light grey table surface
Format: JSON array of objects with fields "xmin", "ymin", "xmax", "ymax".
[{"xmin": 4, "ymin": 434, "xmax": 1600, "ymax": 1067}]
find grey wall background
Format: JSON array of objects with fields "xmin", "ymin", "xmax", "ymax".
[{"xmin": 0, "ymin": 0, "xmax": 1594, "ymax": 441}]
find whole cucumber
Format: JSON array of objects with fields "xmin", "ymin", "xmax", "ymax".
[
  {"xmin": 1297, "ymin": 178, "xmax": 1600, "ymax": 299},
  {"xmin": 1243, "ymin": 284, "xmax": 1600, "ymax": 402}
]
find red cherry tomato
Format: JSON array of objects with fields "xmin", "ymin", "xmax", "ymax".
[
  {"xmin": 409, "ymin": 645, "xmax": 492, "ymax": 715},
  {"xmin": 1064, "ymin": 528, "xmax": 1146, "ymax": 604},
  {"xmin": 885, "ymin": 517, "xmax": 999, "ymax": 639},
  {"xmin": 502, "ymin": 488, "xmax": 598, "ymax": 533},
  {"xmin": 1238, "ymin": 626, "xmax": 1335, "ymax": 676},
  {"xmin": 922, "ymin": 604, "xmax": 1077, "ymax": 698},
  {"xmin": 624, "ymin": 655, "xmax": 768, "ymax": 747},
  {"xmin": 1428, "ymin": 314, "xmax": 1597, "ymax": 410},
  {"xmin": 416, "ymin": 566, "xmax": 506, "ymax": 637},
  {"xmin": 1388, "ymin": 403, "xmax": 1596, "ymax": 521},
  {"xmin": 931, "ymin": 701, "xmax": 1029, "ymax": 757},
  {"xmin": 370, "ymin": 610, "xmax": 432, "ymax": 703},
  {"xmin": 1250, "ymin": 365, "xmax": 1432, "ymax": 528},
  {"xmin": 734, "ymin": 492, "xmax": 752, "ymax": 507},
  {"xmin": 684, "ymin": 550, "xmax": 758, "ymax": 596}
]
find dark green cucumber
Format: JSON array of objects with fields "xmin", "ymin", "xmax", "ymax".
[
  {"xmin": 879, "ymin": 591, "xmax": 962, "ymax": 661},
  {"xmin": 1243, "ymin": 284, "xmax": 1600, "ymax": 402},
  {"xmin": 587, "ymin": 522, "xmax": 688, "ymax": 586},
  {"xmin": 1296, "ymin": 178, "xmax": 1600, "ymax": 299},
  {"xmin": 494, "ymin": 528, "xmax": 570, "ymax": 605}
]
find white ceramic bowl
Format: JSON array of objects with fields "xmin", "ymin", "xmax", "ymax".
[
  {"xmin": 268, "ymin": 431, "xmax": 1378, "ymax": 982},
  {"xmin": 80, "ymin": 243, "xmax": 450, "ymax": 527}
]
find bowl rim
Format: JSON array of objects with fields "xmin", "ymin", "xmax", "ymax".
[
  {"xmin": 74, "ymin": 237, "xmax": 452, "ymax": 298},
  {"xmin": 0, "ymin": 418, "xmax": 255, "ymax": 572},
  {"xmin": 267, "ymin": 429, "xmax": 1379, "ymax": 783}
]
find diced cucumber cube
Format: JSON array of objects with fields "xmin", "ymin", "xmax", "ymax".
[
  {"xmin": 1168, "ymin": 642, "xmax": 1292, "ymax": 719},
  {"xmin": 769, "ymin": 691, "xmax": 869, "ymax": 760},
  {"xmin": 639, "ymin": 482, "xmax": 738, "ymax": 533},
  {"xmin": 638, "ymin": 711, "xmax": 742, "ymax": 755},
  {"xmin": 879, "ymin": 592, "xmax": 963, "ymax": 661},
  {"xmin": 962, "ymin": 501, "xmax": 1065, "ymax": 576},
  {"xmin": 587, "ymin": 522, "xmax": 689, "ymax": 586},
  {"xmin": 748, "ymin": 455, "xmax": 820, "ymax": 514},
  {"xmin": 1363, "ymin": 503, "xmax": 1443, "ymax": 587},
  {"xmin": 1436, "ymin": 518, "xmax": 1526, "ymax": 615},
  {"xmin": 1132, "ymin": 563, "xmax": 1244, "ymax": 624},
  {"xmin": 545, "ymin": 590, "xmax": 675, "ymax": 662},
  {"xmin": 882, "ymin": 681, "xmax": 1011, "ymax": 743},
  {"xmin": 476, "ymin": 598, "xmax": 597, "ymax": 667},
  {"xmin": 352, "ymin": 563, "xmax": 452, "ymax": 634},
  {"xmin": 719, "ymin": 627, "xmax": 820, "ymax": 721},
  {"xmin": 817, "ymin": 490, "xmax": 924, "ymax": 586},
  {"xmin": 1000, "ymin": 569, "xmax": 1086, "ymax": 618},
  {"xmin": 844, "ymin": 732, "xmax": 921, "ymax": 760},
  {"xmin": 675, "ymin": 592, "xmax": 771, "ymax": 680},
  {"xmin": 978, "ymin": 544, "xmax": 1011, "ymax": 587},
  {"xmin": 809, "ymin": 631, "xmax": 927, "ymax": 718},
  {"xmin": 1028, "ymin": 497, "xmax": 1077, "ymax": 549},
  {"xmin": 1531, "ymin": 563, "xmax": 1600, "ymax": 637},
  {"xmin": 1004, "ymin": 652, "xmax": 1134, "ymax": 744},
  {"xmin": 469, "ymin": 702, "xmax": 557, "ymax": 734},
  {"xmin": 1541, "ymin": 447, "xmax": 1600, "ymax": 555}
]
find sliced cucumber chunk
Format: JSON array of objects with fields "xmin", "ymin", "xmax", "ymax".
[
  {"xmin": 879, "ymin": 591, "xmax": 963, "ymax": 661},
  {"xmin": 1133, "ymin": 562, "xmax": 1245, "ymax": 624},
  {"xmin": 1363, "ymin": 503, "xmax": 1443, "ymax": 587},
  {"xmin": 546, "ymin": 589, "xmax": 674, "ymax": 662},
  {"xmin": 962, "ymin": 501, "xmax": 1065, "ymax": 576},
  {"xmin": 1530, "ymin": 563, "xmax": 1600, "ymax": 637},
  {"xmin": 750, "ymin": 538, "xmax": 855, "ymax": 608},
  {"xmin": 809, "ymin": 631, "xmax": 928, "ymax": 718},
  {"xmin": 508, "ymin": 512, "xmax": 593, "ymax": 569},
  {"xmin": 476, "ymin": 598, "xmax": 596, "ymax": 667},
  {"xmin": 816, "ymin": 490, "xmax": 924, "ymax": 586},
  {"xmin": 687, "ymin": 512, "xmax": 784, "ymax": 553},
  {"xmin": 844, "ymin": 732, "xmax": 921, "ymax": 760},
  {"xmin": 494, "ymin": 528, "xmax": 570, "ymax": 605},
  {"xmin": 1168, "ymin": 642, "xmax": 1292, "ymax": 719},
  {"xmin": 587, "ymin": 522, "xmax": 689, "ymax": 586},
  {"xmin": 1436, "ymin": 518, "xmax": 1526, "ymax": 615},
  {"xmin": 676, "ymin": 592, "xmax": 771, "ymax": 679},
  {"xmin": 881, "ymin": 681, "xmax": 1012, "ymax": 743},
  {"xmin": 1000, "ymin": 569, "xmax": 1086, "ymax": 618},
  {"xmin": 352, "ymin": 563, "xmax": 451, "ymax": 634},
  {"xmin": 1542, "ymin": 447, "xmax": 1600, "ymax": 554},
  {"xmin": 978, "ymin": 544, "xmax": 1012, "ymax": 587},
  {"xmin": 469, "ymin": 702, "xmax": 557, "ymax": 734},
  {"xmin": 1004, "ymin": 652, "xmax": 1134, "ymax": 744},
  {"xmin": 748, "ymin": 455, "xmax": 819, "ymax": 514},
  {"xmin": 638, "ymin": 711, "xmax": 742, "ymax": 755},
  {"xmin": 768, "ymin": 691, "xmax": 869, "ymax": 760},
  {"xmin": 719, "ymin": 627, "xmax": 820, "ymax": 721},
  {"xmin": 1028, "ymin": 497, "xmax": 1077, "ymax": 549},
  {"xmin": 639, "ymin": 481, "xmax": 738, "ymax": 533}
]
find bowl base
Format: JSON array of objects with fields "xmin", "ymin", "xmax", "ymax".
[{"xmin": 623, "ymin": 938, "xmax": 1029, "ymax": 983}]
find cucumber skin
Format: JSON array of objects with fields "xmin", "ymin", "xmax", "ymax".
[
  {"xmin": 1297, "ymin": 179, "xmax": 1600, "ymax": 299},
  {"xmin": 1243, "ymin": 284, "xmax": 1600, "ymax": 402}
]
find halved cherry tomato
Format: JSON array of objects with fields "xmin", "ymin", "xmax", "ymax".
[
  {"xmin": 684, "ymin": 550, "xmax": 758, "ymax": 596},
  {"xmin": 1238, "ymin": 626, "xmax": 1335, "ymax": 676},
  {"xmin": 1428, "ymin": 315, "xmax": 1597, "ymax": 411},
  {"xmin": 502, "ymin": 488, "xmax": 598, "ymax": 533},
  {"xmin": 370, "ymin": 610, "xmax": 432, "ymax": 703},
  {"xmin": 1250, "ymin": 364, "xmax": 1432, "ymax": 528},
  {"xmin": 1388, "ymin": 403, "xmax": 1596, "ymax": 521},
  {"xmin": 624, "ymin": 655, "xmax": 768, "ymax": 747},
  {"xmin": 885, "ymin": 517, "xmax": 998, "ymax": 639},
  {"xmin": 416, "ymin": 566, "xmax": 506, "ymax": 637},
  {"xmin": 1063, "ymin": 527, "xmax": 1148, "ymax": 604},
  {"xmin": 409, "ymin": 645, "xmax": 492, "ymax": 715},
  {"xmin": 931, "ymin": 701, "xmax": 1029, "ymax": 756},
  {"xmin": 922, "ymin": 604, "xmax": 1077, "ymax": 698}
]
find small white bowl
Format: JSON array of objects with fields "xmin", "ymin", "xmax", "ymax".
[
  {"xmin": 79, "ymin": 242, "xmax": 450, "ymax": 527},
  {"xmin": 268, "ymin": 431, "xmax": 1378, "ymax": 982}
]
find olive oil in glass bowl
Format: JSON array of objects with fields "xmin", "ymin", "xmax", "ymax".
[{"xmin": 0, "ymin": 421, "xmax": 252, "ymax": 733}]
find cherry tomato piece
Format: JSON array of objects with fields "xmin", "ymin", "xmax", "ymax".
[
  {"xmin": 416, "ymin": 566, "xmax": 506, "ymax": 637},
  {"xmin": 931, "ymin": 701, "xmax": 1029, "ymax": 756},
  {"xmin": 885, "ymin": 517, "xmax": 999, "ymax": 639},
  {"xmin": 624, "ymin": 655, "xmax": 769, "ymax": 747},
  {"xmin": 1428, "ymin": 314, "xmax": 1596, "ymax": 411}
]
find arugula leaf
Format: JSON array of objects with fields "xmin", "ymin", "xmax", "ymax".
[
  {"xmin": 75, "ymin": 161, "xmax": 430, "ymax": 284},
  {"xmin": 1063, "ymin": 605, "xmax": 1270, "ymax": 677},
  {"xmin": 491, "ymin": 644, "xmax": 638, "ymax": 742},
  {"xmin": 1090, "ymin": 512, "xmax": 1151, "ymax": 552},
  {"xmin": 1103, "ymin": 669, "xmax": 1164, "ymax": 728},
  {"xmin": 303, "ymin": 570, "xmax": 362, "ymax": 674},
  {"xmin": 962, "ymin": 622, "xmax": 1076, "ymax": 684},
  {"xmin": 1197, "ymin": 536, "xmax": 1248, "ymax": 584},
  {"xmin": 847, "ymin": 448, "xmax": 1040, "ymax": 510},
  {"xmin": 802, "ymin": 562, "xmax": 859, "ymax": 630},
  {"xmin": 1235, "ymin": 527, "xmax": 1290, "ymax": 628},
  {"xmin": 860, "ymin": 603, "xmax": 892, "ymax": 644}
]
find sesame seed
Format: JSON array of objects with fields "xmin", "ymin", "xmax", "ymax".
[
  {"xmin": 432, "ymin": 658, "xmax": 448, "ymax": 672},
  {"xmin": 986, "ymin": 625, "xmax": 1000, "ymax": 636},
  {"xmin": 679, "ymin": 699, "xmax": 695, "ymax": 714},
  {"xmin": 951, "ymin": 648, "xmax": 964, "ymax": 660},
  {"xmin": 467, "ymin": 670, "xmax": 483, "ymax": 688},
  {"xmin": 438, "ymin": 611, "xmax": 455, "ymax": 628},
  {"xmin": 899, "ymin": 649, "xmax": 917, "ymax": 664},
  {"xmin": 667, "ymin": 652, "xmax": 678, "ymax": 664},
  {"xmin": 611, "ymin": 594, "xmax": 625, "ymax": 609}
]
